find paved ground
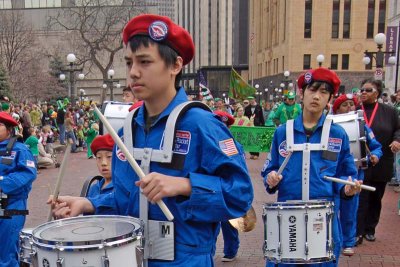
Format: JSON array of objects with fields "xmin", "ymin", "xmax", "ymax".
[{"xmin": 25, "ymin": 149, "xmax": 400, "ymax": 266}]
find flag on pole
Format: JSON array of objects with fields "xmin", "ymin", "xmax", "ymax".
[{"xmin": 229, "ymin": 68, "xmax": 256, "ymax": 100}]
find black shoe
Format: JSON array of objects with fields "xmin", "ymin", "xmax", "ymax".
[
  {"xmin": 355, "ymin": 235, "xmax": 363, "ymax": 246},
  {"xmin": 365, "ymin": 234, "xmax": 376, "ymax": 242}
]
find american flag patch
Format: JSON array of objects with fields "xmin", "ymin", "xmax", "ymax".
[
  {"xmin": 369, "ymin": 131, "xmax": 375, "ymax": 139},
  {"xmin": 26, "ymin": 160, "xmax": 35, "ymax": 168},
  {"xmin": 219, "ymin": 138, "xmax": 238, "ymax": 156}
]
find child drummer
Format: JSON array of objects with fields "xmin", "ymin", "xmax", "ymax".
[{"xmin": 262, "ymin": 68, "xmax": 361, "ymax": 267}]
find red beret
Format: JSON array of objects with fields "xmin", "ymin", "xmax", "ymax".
[
  {"xmin": 297, "ymin": 68, "xmax": 341, "ymax": 95},
  {"xmin": 123, "ymin": 14, "xmax": 195, "ymax": 66},
  {"xmin": 90, "ymin": 134, "xmax": 115, "ymax": 156},
  {"xmin": 214, "ymin": 110, "xmax": 235, "ymax": 127},
  {"xmin": 332, "ymin": 94, "xmax": 358, "ymax": 114},
  {"xmin": 0, "ymin": 112, "xmax": 18, "ymax": 127}
]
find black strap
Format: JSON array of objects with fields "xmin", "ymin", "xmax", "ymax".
[
  {"xmin": 0, "ymin": 137, "xmax": 17, "ymax": 156},
  {"xmin": 0, "ymin": 209, "xmax": 29, "ymax": 219},
  {"xmin": 80, "ymin": 175, "xmax": 104, "ymax": 197}
]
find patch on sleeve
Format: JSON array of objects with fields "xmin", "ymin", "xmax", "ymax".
[
  {"xmin": 173, "ymin": 130, "xmax": 191, "ymax": 154},
  {"xmin": 327, "ymin": 138, "xmax": 342, "ymax": 152},
  {"xmin": 279, "ymin": 140, "xmax": 289, "ymax": 157},
  {"xmin": 116, "ymin": 148, "xmax": 127, "ymax": 161},
  {"xmin": 219, "ymin": 138, "xmax": 238, "ymax": 156},
  {"xmin": 262, "ymin": 159, "xmax": 270, "ymax": 172},
  {"xmin": 368, "ymin": 131, "xmax": 375, "ymax": 139},
  {"xmin": 26, "ymin": 160, "xmax": 35, "ymax": 168}
]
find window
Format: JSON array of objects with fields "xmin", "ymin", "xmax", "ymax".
[
  {"xmin": 378, "ymin": 0, "xmax": 386, "ymax": 34},
  {"xmin": 303, "ymin": 54, "xmax": 311, "ymax": 69},
  {"xmin": 304, "ymin": 0, "xmax": 313, "ymax": 38},
  {"xmin": 331, "ymin": 54, "xmax": 338, "ymax": 70},
  {"xmin": 342, "ymin": 54, "xmax": 349, "ymax": 70},
  {"xmin": 332, "ymin": 0, "xmax": 340, "ymax": 38},
  {"xmin": 367, "ymin": 0, "xmax": 375, "ymax": 38},
  {"xmin": 343, "ymin": 0, "xmax": 351, "ymax": 38}
]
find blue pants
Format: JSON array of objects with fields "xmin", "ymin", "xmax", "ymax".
[
  {"xmin": 58, "ymin": 123, "xmax": 66, "ymax": 145},
  {"xmin": 65, "ymin": 130, "xmax": 77, "ymax": 152},
  {"xmin": 221, "ymin": 221, "xmax": 239, "ymax": 257},
  {"xmin": 340, "ymin": 195, "xmax": 358, "ymax": 248}
]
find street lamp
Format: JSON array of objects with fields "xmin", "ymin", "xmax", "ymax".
[
  {"xmin": 104, "ymin": 69, "xmax": 119, "ymax": 101},
  {"xmin": 79, "ymin": 89, "xmax": 85, "ymax": 105},
  {"xmin": 363, "ymin": 33, "xmax": 396, "ymax": 81},
  {"xmin": 316, "ymin": 54, "xmax": 325, "ymax": 67},
  {"xmin": 58, "ymin": 53, "xmax": 83, "ymax": 106},
  {"xmin": 264, "ymin": 88, "xmax": 269, "ymax": 101}
]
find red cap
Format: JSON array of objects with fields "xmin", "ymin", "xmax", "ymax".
[
  {"xmin": 332, "ymin": 94, "xmax": 358, "ymax": 114},
  {"xmin": 90, "ymin": 134, "xmax": 115, "ymax": 156},
  {"xmin": 0, "ymin": 112, "xmax": 18, "ymax": 127},
  {"xmin": 123, "ymin": 14, "xmax": 195, "ymax": 66},
  {"xmin": 297, "ymin": 68, "xmax": 341, "ymax": 95},
  {"xmin": 214, "ymin": 110, "xmax": 235, "ymax": 127}
]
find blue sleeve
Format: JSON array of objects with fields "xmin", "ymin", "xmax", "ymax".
[
  {"xmin": 87, "ymin": 191, "xmax": 117, "ymax": 215},
  {"xmin": 0, "ymin": 145, "xmax": 36, "ymax": 196},
  {"xmin": 365, "ymin": 125, "xmax": 383, "ymax": 160},
  {"xmin": 176, "ymin": 115, "xmax": 254, "ymax": 222},
  {"xmin": 261, "ymin": 128, "xmax": 281, "ymax": 194}
]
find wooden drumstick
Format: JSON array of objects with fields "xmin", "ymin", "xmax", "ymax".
[
  {"xmin": 324, "ymin": 176, "xmax": 376, "ymax": 192},
  {"xmin": 47, "ymin": 143, "xmax": 72, "ymax": 222},
  {"xmin": 92, "ymin": 104, "xmax": 174, "ymax": 221},
  {"xmin": 277, "ymin": 151, "xmax": 293, "ymax": 176}
]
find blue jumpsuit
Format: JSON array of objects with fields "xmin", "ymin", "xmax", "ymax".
[
  {"xmin": 87, "ymin": 179, "xmax": 117, "ymax": 215},
  {"xmin": 0, "ymin": 139, "xmax": 36, "ymax": 267},
  {"xmin": 261, "ymin": 113, "xmax": 358, "ymax": 267},
  {"xmin": 339, "ymin": 125, "xmax": 382, "ymax": 248},
  {"xmin": 89, "ymin": 88, "xmax": 254, "ymax": 267}
]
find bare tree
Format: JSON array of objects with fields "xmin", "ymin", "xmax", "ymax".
[{"xmin": 47, "ymin": 0, "xmax": 145, "ymax": 103}]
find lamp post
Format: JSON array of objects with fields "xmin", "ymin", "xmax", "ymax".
[
  {"xmin": 316, "ymin": 54, "xmax": 325, "ymax": 67},
  {"xmin": 79, "ymin": 89, "xmax": 85, "ymax": 105},
  {"xmin": 264, "ymin": 88, "xmax": 269, "ymax": 101},
  {"xmin": 58, "ymin": 53, "xmax": 84, "ymax": 106},
  {"xmin": 362, "ymin": 33, "xmax": 396, "ymax": 81},
  {"xmin": 104, "ymin": 69, "xmax": 120, "ymax": 101}
]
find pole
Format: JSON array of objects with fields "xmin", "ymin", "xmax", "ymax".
[
  {"xmin": 395, "ymin": 22, "xmax": 400, "ymax": 93},
  {"xmin": 110, "ymin": 80, "xmax": 114, "ymax": 101}
]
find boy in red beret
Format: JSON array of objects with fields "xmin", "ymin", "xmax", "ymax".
[
  {"xmin": 332, "ymin": 94, "xmax": 382, "ymax": 256},
  {"xmin": 262, "ymin": 68, "xmax": 362, "ymax": 266},
  {"xmin": 0, "ymin": 112, "xmax": 37, "ymax": 266},
  {"xmin": 49, "ymin": 14, "xmax": 253, "ymax": 267}
]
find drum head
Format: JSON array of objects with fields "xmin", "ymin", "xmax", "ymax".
[{"xmin": 33, "ymin": 215, "xmax": 142, "ymax": 247}]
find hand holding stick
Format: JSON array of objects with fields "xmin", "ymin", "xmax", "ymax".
[
  {"xmin": 324, "ymin": 176, "xmax": 376, "ymax": 192},
  {"xmin": 92, "ymin": 104, "xmax": 174, "ymax": 221}
]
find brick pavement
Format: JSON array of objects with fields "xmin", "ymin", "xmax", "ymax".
[{"xmin": 25, "ymin": 150, "xmax": 400, "ymax": 266}]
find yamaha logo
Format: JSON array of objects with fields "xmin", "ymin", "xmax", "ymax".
[
  {"xmin": 42, "ymin": 258, "xmax": 50, "ymax": 267},
  {"xmin": 289, "ymin": 215, "xmax": 296, "ymax": 224}
]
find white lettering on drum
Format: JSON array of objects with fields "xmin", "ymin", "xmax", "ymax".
[{"xmin": 289, "ymin": 224, "xmax": 297, "ymax": 252}]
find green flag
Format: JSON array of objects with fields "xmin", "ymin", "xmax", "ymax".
[{"xmin": 229, "ymin": 68, "xmax": 256, "ymax": 100}]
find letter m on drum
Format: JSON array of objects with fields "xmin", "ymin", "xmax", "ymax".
[{"xmin": 160, "ymin": 222, "xmax": 173, "ymax": 238}]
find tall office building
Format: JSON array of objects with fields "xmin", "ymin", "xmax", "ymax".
[{"xmin": 250, "ymin": 0, "xmax": 391, "ymax": 94}]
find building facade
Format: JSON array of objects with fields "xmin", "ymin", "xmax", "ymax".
[{"xmin": 250, "ymin": 0, "xmax": 391, "ymax": 95}]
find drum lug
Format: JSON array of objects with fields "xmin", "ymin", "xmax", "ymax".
[
  {"xmin": 101, "ymin": 255, "xmax": 110, "ymax": 267},
  {"xmin": 56, "ymin": 257, "xmax": 64, "ymax": 267},
  {"xmin": 136, "ymin": 245, "xmax": 144, "ymax": 267},
  {"xmin": 30, "ymin": 250, "xmax": 38, "ymax": 267}
]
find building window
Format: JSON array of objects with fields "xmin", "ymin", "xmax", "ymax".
[
  {"xmin": 343, "ymin": 0, "xmax": 351, "ymax": 38},
  {"xmin": 331, "ymin": 54, "xmax": 338, "ymax": 70},
  {"xmin": 332, "ymin": 0, "xmax": 340, "ymax": 39},
  {"xmin": 378, "ymin": 0, "xmax": 386, "ymax": 34},
  {"xmin": 303, "ymin": 54, "xmax": 311, "ymax": 69},
  {"xmin": 304, "ymin": 0, "xmax": 312, "ymax": 38},
  {"xmin": 342, "ymin": 54, "xmax": 349, "ymax": 70},
  {"xmin": 367, "ymin": 0, "xmax": 375, "ymax": 38}
]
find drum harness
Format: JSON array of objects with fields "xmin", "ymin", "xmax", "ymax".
[
  {"xmin": 123, "ymin": 101, "xmax": 211, "ymax": 267},
  {"xmin": 0, "ymin": 136, "xmax": 29, "ymax": 219},
  {"xmin": 263, "ymin": 118, "xmax": 334, "ymax": 260}
]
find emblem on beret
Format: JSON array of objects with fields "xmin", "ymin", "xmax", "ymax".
[
  {"xmin": 304, "ymin": 72, "xmax": 313, "ymax": 84},
  {"xmin": 346, "ymin": 93, "xmax": 353, "ymax": 99},
  {"xmin": 148, "ymin": 21, "xmax": 168, "ymax": 41}
]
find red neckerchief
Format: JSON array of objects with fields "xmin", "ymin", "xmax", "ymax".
[{"xmin": 361, "ymin": 102, "xmax": 379, "ymax": 127}]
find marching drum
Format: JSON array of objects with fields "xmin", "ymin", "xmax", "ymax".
[
  {"xmin": 327, "ymin": 110, "xmax": 368, "ymax": 169},
  {"xmin": 19, "ymin": 228, "xmax": 34, "ymax": 266},
  {"xmin": 31, "ymin": 215, "xmax": 143, "ymax": 267},
  {"xmin": 101, "ymin": 101, "xmax": 132, "ymax": 134},
  {"xmin": 262, "ymin": 200, "xmax": 334, "ymax": 264}
]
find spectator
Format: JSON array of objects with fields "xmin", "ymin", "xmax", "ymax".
[
  {"xmin": 24, "ymin": 127, "xmax": 39, "ymax": 167},
  {"xmin": 233, "ymin": 106, "xmax": 253, "ymax": 126},
  {"xmin": 244, "ymin": 96, "xmax": 264, "ymax": 159},
  {"xmin": 65, "ymin": 111, "xmax": 78, "ymax": 153},
  {"xmin": 30, "ymin": 104, "xmax": 42, "ymax": 127}
]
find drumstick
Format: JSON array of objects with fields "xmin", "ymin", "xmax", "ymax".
[
  {"xmin": 277, "ymin": 151, "xmax": 293, "ymax": 176},
  {"xmin": 324, "ymin": 176, "xmax": 376, "ymax": 192},
  {"xmin": 47, "ymin": 143, "xmax": 72, "ymax": 222},
  {"xmin": 92, "ymin": 104, "xmax": 174, "ymax": 221}
]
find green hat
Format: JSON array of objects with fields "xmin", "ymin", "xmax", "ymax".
[
  {"xmin": 247, "ymin": 96, "xmax": 255, "ymax": 100},
  {"xmin": 1, "ymin": 102, "xmax": 10, "ymax": 111},
  {"xmin": 287, "ymin": 91, "xmax": 295, "ymax": 99},
  {"xmin": 214, "ymin": 98, "xmax": 222, "ymax": 102}
]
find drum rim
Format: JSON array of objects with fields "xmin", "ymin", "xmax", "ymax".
[
  {"xmin": 265, "ymin": 255, "xmax": 335, "ymax": 264},
  {"xmin": 32, "ymin": 215, "xmax": 143, "ymax": 249},
  {"xmin": 263, "ymin": 200, "xmax": 333, "ymax": 210}
]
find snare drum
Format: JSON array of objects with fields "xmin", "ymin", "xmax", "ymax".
[
  {"xmin": 327, "ymin": 111, "xmax": 368, "ymax": 169},
  {"xmin": 31, "ymin": 215, "xmax": 143, "ymax": 267},
  {"xmin": 101, "ymin": 101, "xmax": 132, "ymax": 134},
  {"xmin": 262, "ymin": 200, "xmax": 334, "ymax": 264},
  {"xmin": 19, "ymin": 228, "xmax": 34, "ymax": 266}
]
